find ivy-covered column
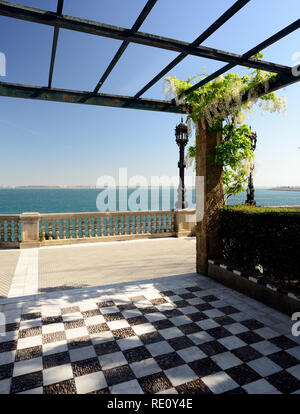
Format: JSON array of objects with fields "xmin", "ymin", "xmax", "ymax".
[{"xmin": 196, "ymin": 120, "xmax": 223, "ymax": 275}]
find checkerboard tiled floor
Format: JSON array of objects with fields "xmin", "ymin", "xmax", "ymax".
[{"xmin": 0, "ymin": 274, "xmax": 299, "ymax": 394}]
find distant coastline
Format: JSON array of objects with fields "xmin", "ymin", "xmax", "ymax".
[{"xmin": 269, "ymin": 186, "xmax": 300, "ymax": 192}]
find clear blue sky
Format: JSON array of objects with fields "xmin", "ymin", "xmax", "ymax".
[{"xmin": 0, "ymin": 0, "xmax": 299, "ymax": 187}]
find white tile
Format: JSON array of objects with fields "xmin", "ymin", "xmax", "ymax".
[
  {"xmin": 91, "ymin": 331, "xmax": 114, "ymax": 344},
  {"xmin": 121, "ymin": 309, "xmax": 142, "ymax": 319},
  {"xmin": 99, "ymin": 306, "xmax": 119, "ymax": 315},
  {"xmin": 69, "ymin": 346, "xmax": 97, "ymax": 362},
  {"xmin": 251, "ymin": 341, "xmax": 281, "ymax": 356},
  {"xmin": 218, "ymin": 336, "xmax": 246, "ymax": 350},
  {"xmin": 169, "ymin": 315, "xmax": 192, "ymax": 326},
  {"xmin": 18, "ymin": 387, "xmax": 43, "ymax": 395},
  {"xmin": 159, "ymin": 327, "xmax": 183, "ymax": 340},
  {"xmin": 165, "ymin": 364, "xmax": 198, "ymax": 387},
  {"xmin": 43, "ymin": 340, "xmax": 68, "ymax": 356},
  {"xmin": 132, "ymin": 323, "xmax": 155, "ymax": 336},
  {"xmin": 43, "ymin": 364, "xmax": 73, "ymax": 386},
  {"xmin": 186, "ymin": 298, "xmax": 205, "ymax": 306},
  {"xmin": 202, "ymin": 372, "xmax": 238, "ymax": 394},
  {"xmin": 196, "ymin": 319, "xmax": 219, "ymax": 330},
  {"xmin": 0, "ymin": 331, "xmax": 18, "ymax": 343},
  {"xmin": 110, "ymin": 379, "xmax": 143, "ymax": 394},
  {"xmin": 107, "ymin": 320, "xmax": 130, "ymax": 330},
  {"xmin": 98, "ymin": 351, "xmax": 127, "ymax": 370},
  {"xmin": 117, "ymin": 336, "xmax": 143, "ymax": 351},
  {"xmin": 180, "ymin": 306, "xmax": 198, "ymax": 315},
  {"xmin": 75, "ymin": 371, "xmax": 107, "ymax": 394},
  {"xmin": 156, "ymin": 387, "xmax": 178, "ymax": 394},
  {"xmin": 243, "ymin": 379, "xmax": 281, "ymax": 394},
  {"xmin": 177, "ymin": 347, "xmax": 206, "ymax": 363},
  {"xmin": 42, "ymin": 323, "xmax": 65, "ymax": 334},
  {"xmin": 226, "ymin": 323, "xmax": 249, "ymax": 335},
  {"xmin": 287, "ymin": 364, "xmax": 300, "ymax": 380},
  {"xmin": 62, "ymin": 312, "xmax": 83, "ymax": 322},
  {"xmin": 79, "ymin": 302, "xmax": 98, "ymax": 312},
  {"xmin": 211, "ymin": 352, "xmax": 242, "ymax": 370},
  {"xmin": 0, "ymin": 378, "xmax": 11, "ymax": 394},
  {"xmin": 203, "ymin": 309, "xmax": 225, "ymax": 318},
  {"xmin": 254, "ymin": 327, "xmax": 280, "ymax": 340},
  {"xmin": 84, "ymin": 315, "xmax": 106, "ymax": 326},
  {"xmin": 156, "ymin": 303, "xmax": 176, "ymax": 312},
  {"xmin": 65, "ymin": 327, "xmax": 88, "ymax": 340},
  {"xmin": 145, "ymin": 312, "xmax": 166, "ymax": 323},
  {"xmin": 287, "ymin": 346, "xmax": 300, "ymax": 360},
  {"xmin": 13, "ymin": 357, "xmax": 43, "ymax": 377},
  {"xmin": 248, "ymin": 357, "xmax": 281, "ymax": 377},
  {"xmin": 146, "ymin": 341, "xmax": 174, "ymax": 357},
  {"xmin": 0, "ymin": 351, "xmax": 15, "ymax": 366},
  {"xmin": 19, "ymin": 319, "xmax": 41, "ymax": 330},
  {"xmin": 17, "ymin": 335, "xmax": 42, "ymax": 350},
  {"xmin": 130, "ymin": 358, "xmax": 161, "ymax": 378},
  {"xmin": 188, "ymin": 331, "xmax": 213, "ymax": 345}
]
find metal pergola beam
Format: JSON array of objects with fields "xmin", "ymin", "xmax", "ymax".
[
  {"xmin": 179, "ymin": 18, "xmax": 300, "ymax": 99},
  {"xmin": 0, "ymin": 1, "xmax": 292, "ymax": 75},
  {"xmin": 0, "ymin": 81, "xmax": 186, "ymax": 113},
  {"xmin": 134, "ymin": 0, "xmax": 250, "ymax": 98},
  {"xmin": 48, "ymin": 0, "xmax": 64, "ymax": 88},
  {"xmin": 92, "ymin": 0, "xmax": 157, "ymax": 94}
]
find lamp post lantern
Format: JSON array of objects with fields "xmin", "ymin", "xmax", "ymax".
[
  {"xmin": 245, "ymin": 129, "xmax": 257, "ymax": 206},
  {"xmin": 175, "ymin": 118, "xmax": 189, "ymax": 209}
]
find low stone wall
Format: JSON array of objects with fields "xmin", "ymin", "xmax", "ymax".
[{"xmin": 208, "ymin": 260, "xmax": 300, "ymax": 316}]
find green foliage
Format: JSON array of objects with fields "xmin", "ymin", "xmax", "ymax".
[
  {"xmin": 221, "ymin": 207, "xmax": 300, "ymax": 281},
  {"xmin": 165, "ymin": 55, "xmax": 286, "ymax": 203}
]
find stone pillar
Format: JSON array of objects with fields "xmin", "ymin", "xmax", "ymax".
[
  {"xmin": 20, "ymin": 212, "xmax": 41, "ymax": 249},
  {"xmin": 174, "ymin": 209, "xmax": 196, "ymax": 237},
  {"xmin": 196, "ymin": 120, "xmax": 223, "ymax": 275}
]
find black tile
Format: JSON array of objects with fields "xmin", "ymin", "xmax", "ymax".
[
  {"xmin": 81, "ymin": 309, "xmax": 101, "ymax": 318},
  {"xmin": 189, "ymin": 312, "xmax": 208, "ymax": 322},
  {"xmin": 202, "ymin": 295, "xmax": 219, "ymax": 303},
  {"xmin": 20, "ymin": 312, "xmax": 41, "ymax": 321},
  {"xmin": 268, "ymin": 351, "xmax": 299, "ymax": 369},
  {"xmin": 0, "ymin": 340, "xmax": 17, "ymax": 353},
  {"xmin": 139, "ymin": 307, "xmax": 158, "ymax": 315},
  {"xmin": 10, "ymin": 371, "xmax": 43, "ymax": 394},
  {"xmin": 64, "ymin": 319, "xmax": 85, "ymax": 330},
  {"xmin": 129, "ymin": 296, "xmax": 146, "ymax": 302},
  {"xmin": 237, "ymin": 331, "xmax": 264, "ymax": 345},
  {"xmin": 172, "ymin": 300, "xmax": 189, "ymax": 309},
  {"xmin": 241, "ymin": 319, "xmax": 264, "ymax": 330},
  {"xmin": 111, "ymin": 328, "xmax": 135, "ymax": 340},
  {"xmin": 97, "ymin": 301, "xmax": 115, "ymax": 308},
  {"xmin": 18, "ymin": 326, "xmax": 42, "ymax": 339},
  {"xmin": 104, "ymin": 364, "xmax": 135, "ymax": 386},
  {"xmin": 88, "ymin": 387, "xmax": 110, "ymax": 394},
  {"xmin": 150, "ymin": 298, "xmax": 168, "ymax": 305},
  {"xmin": 94, "ymin": 340, "xmax": 120, "ymax": 356},
  {"xmin": 5, "ymin": 323, "xmax": 20, "ymax": 332},
  {"xmin": 266, "ymin": 370, "xmax": 300, "ymax": 393},
  {"xmin": 152, "ymin": 319, "xmax": 174, "ymax": 330},
  {"xmin": 226, "ymin": 364, "xmax": 261, "ymax": 386},
  {"xmin": 139, "ymin": 331, "xmax": 164, "ymax": 345},
  {"xmin": 43, "ymin": 351, "xmax": 71, "ymax": 369},
  {"xmin": 213, "ymin": 316, "xmax": 235, "ymax": 326},
  {"xmin": 176, "ymin": 379, "xmax": 212, "ymax": 394},
  {"xmin": 67, "ymin": 336, "xmax": 92, "ymax": 350},
  {"xmin": 195, "ymin": 303, "xmax": 213, "ymax": 312},
  {"xmin": 155, "ymin": 352, "xmax": 185, "ymax": 370},
  {"xmin": 186, "ymin": 286, "xmax": 203, "ymax": 293},
  {"xmin": 127, "ymin": 316, "xmax": 148, "ymax": 326},
  {"xmin": 160, "ymin": 290, "xmax": 175, "ymax": 297},
  {"xmin": 162, "ymin": 309, "xmax": 183, "ymax": 318},
  {"xmin": 138, "ymin": 372, "xmax": 172, "ymax": 394},
  {"xmin": 43, "ymin": 331, "xmax": 66, "ymax": 344},
  {"xmin": 232, "ymin": 346, "xmax": 262, "ymax": 363},
  {"xmin": 270, "ymin": 336, "xmax": 299, "ymax": 350},
  {"xmin": 189, "ymin": 358, "xmax": 221, "ymax": 377},
  {"xmin": 223, "ymin": 387, "xmax": 247, "ymax": 394},
  {"xmin": 219, "ymin": 306, "xmax": 240, "ymax": 315},
  {"xmin": 123, "ymin": 346, "xmax": 152, "ymax": 364},
  {"xmin": 87, "ymin": 323, "xmax": 109, "ymax": 335},
  {"xmin": 117, "ymin": 303, "xmax": 135, "ymax": 312},
  {"xmin": 103, "ymin": 312, "xmax": 124, "ymax": 322},
  {"xmin": 42, "ymin": 316, "xmax": 63, "ymax": 325},
  {"xmin": 198, "ymin": 341, "xmax": 227, "ymax": 357},
  {"xmin": 15, "ymin": 345, "xmax": 42, "ymax": 362},
  {"xmin": 168, "ymin": 336, "xmax": 195, "ymax": 351},
  {"xmin": 180, "ymin": 293, "xmax": 196, "ymax": 300},
  {"xmin": 44, "ymin": 378, "xmax": 76, "ymax": 394},
  {"xmin": 207, "ymin": 327, "xmax": 231, "ymax": 339},
  {"xmin": 61, "ymin": 306, "xmax": 80, "ymax": 314},
  {"xmin": 178, "ymin": 323, "xmax": 200, "ymax": 335},
  {"xmin": 72, "ymin": 357, "xmax": 101, "ymax": 377},
  {"xmin": 0, "ymin": 363, "xmax": 13, "ymax": 380}
]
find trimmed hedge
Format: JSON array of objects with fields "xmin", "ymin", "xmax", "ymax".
[{"xmin": 221, "ymin": 206, "xmax": 300, "ymax": 281}]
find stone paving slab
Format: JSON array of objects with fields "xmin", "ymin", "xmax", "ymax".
[
  {"xmin": 38, "ymin": 238, "xmax": 196, "ymax": 293},
  {"xmin": 0, "ymin": 250, "xmax": 20, "ymax": 298},
  {"xmin": 0, "ymin": 273, "xmax": 299, "ymax": 394}
]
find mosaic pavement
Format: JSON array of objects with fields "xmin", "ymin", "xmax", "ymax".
[{"xmin": 0, "ymin": 273, "xmax": 299, "ymax": 394}]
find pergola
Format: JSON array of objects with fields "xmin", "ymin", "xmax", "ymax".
[{"xmin": 0, "ymin": 0, "xmax": 299, "ymax": 273}]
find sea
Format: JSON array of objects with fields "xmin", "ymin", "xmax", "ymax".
[{"xmin": 0, "ymin": 188, "xmax": 299, "ymax": 214}]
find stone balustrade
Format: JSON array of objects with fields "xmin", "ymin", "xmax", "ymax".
[{"xmin": 0, "ymin": 210, "xmax": 196, "ymax": 249}]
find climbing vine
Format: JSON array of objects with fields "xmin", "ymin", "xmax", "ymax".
[{"xmin": 165, "ymin": 54, "xmax": 286, "ymax": 203}]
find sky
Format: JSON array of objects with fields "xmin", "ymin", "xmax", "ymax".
[{"xmin": 0, "ymin": 0, "xmax": 299, "ymax": 187}]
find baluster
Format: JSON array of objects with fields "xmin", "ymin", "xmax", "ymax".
[
  {"xmin": 129, "ymin": 215, "xmax": 133, "ymax": 235},
  {"xmin": 135, "ymin": 215, "xmax": 138, "ymax": 234},
  {"xmin": 0, "ymin": 220, "xmax": 4, "ymax": 242},
  {"xmin": 41, "ymin": 218, "xmax": 46, "ymax": 240},
  {"xmin": 75, "ymin": 217, "xmax": 79, "ymax": 238},
  {"xmin": 99, "ymin": 217, "xmax": 103, "ymax": 237},
  {"xmin": 81, "ymin": 217, "xmax": 86, "ymax": 238},
  {"xmin": 106, "ymin": 216, "xmax": 110, "ymax": 236},
  {"xmin": 68, "ymin": 218, "xmax": 73, "ymax": 239},
  {"xmin": 14, "ymin": 219, "xmax": 19, "ymax": 242},
  {"xmin": 93, "ymin": 217, "xmax": 98, "ymax": 237},
  {"xmin": 118, "ymin": 215, "xmax": 122, "ymax": 235},
  {"xmin": 62, "ymin": 217, "xmax": 66, "ymax": 239},
  {"xmin": 56, "ymin": 219, "xmax": 60, "ymax": 239},
  {"xmin": 150, "ymin": 214, "xmax": 154, "ymax": 234},
  {"xmin": 7, "ymin": 219, "xmax": 12, "ymax": 242},
  {"xmin": 48, "ymin": 219, "xmax": 53, "ymax": 239},
  {"xmin": 112, "ymin": 215, "xmax": 116, "ymax": 236},
  {"xmin": 88, "ymin": 217, "xmax": 92, "ymax": 238},
  {"xmin": 171, "ymin": 213, "xmax": 175, "ymax": 232}
]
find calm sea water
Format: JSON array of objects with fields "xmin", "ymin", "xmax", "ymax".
[{"xmin": 0, "ymin": 188, "xmax": 299, "ymax": 214}]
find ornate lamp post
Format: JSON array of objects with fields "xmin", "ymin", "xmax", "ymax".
[
  {"xmin": 175, "ymin": 118, "xmax": 189, "ymax": 209},
  {"xmin": 245, "ymin": 129, "xmax": 257, "ymax": 206}
]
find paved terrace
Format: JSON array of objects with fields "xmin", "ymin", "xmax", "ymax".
[{"xmin": 0, "ymin": 238, "xmax": 299, "ymax": 394}]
